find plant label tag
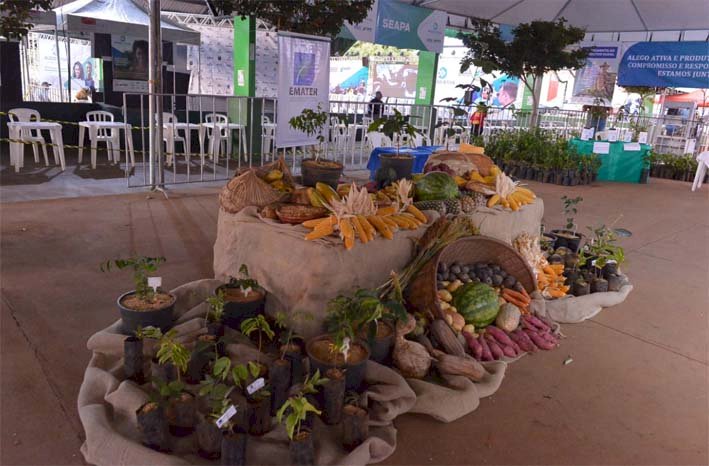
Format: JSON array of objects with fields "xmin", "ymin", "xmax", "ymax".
[
  {"xmin": 581, "ymin": 128, "xmax": 594, "ymax": 140},
  {"xmin": 638, "ymin": 132, "xmax": 648, "ymax": 144},
  {"xmin": 216, "ymin": 405, "xmax": 237, "ymax": 428},
  {"xmin": 592, "ymin": 142, "xmax": 610, "ymax": 154},
  {"xmin": 606, "ymin": 129, "xmax": 619, "ymax": 142},
  {"xmin": 624, "ymin": 143, "xmax": 641, "ymax": 151},
  {"xmin": 622, "ymin": 131, "xmax": 633, "ymax": 142},
  {"xmin": 247, "ymin": 377, "xmax": 265, "ymax": 395},
  {"xmin": 148, "ymin": 276, "xmax": 162, "ymax": 292}
]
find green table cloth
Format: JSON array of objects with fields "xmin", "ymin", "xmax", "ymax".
[{"xmin": 569, "ymin": 138, "xmax": 651, "ymax": 183}]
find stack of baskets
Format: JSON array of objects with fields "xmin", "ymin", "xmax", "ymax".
[{"xmin": 219, "ymin": 157, "xmax": 294, "ymax": 214}]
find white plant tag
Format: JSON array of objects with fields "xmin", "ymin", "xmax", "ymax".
[
  {"xmin": 216, "ymin": 405, "xmax": 237, "ymax": 428},
  {"xmin": 638, "ymin": 132, "xmax": 648, "ymax": 144},
  {"xmin": 592, "ymin": 142, "xmax": 610, "ymax": 154},
  {"xmin": 241, "ymin": 286, "xmax": 252, "ymax": 298},
  {"xmin": 622, "ymin": 131, "xmax": 632, "ymax": 142},
  {"xmin": 606, "ymin": 129, "xmax": 619, "ymax": 142},
  {"xmin": 246, "ymin": 377, "xmax": 265, "ymax": 395},
  {"xmin": 148, "ymin": 276, "xmax": 162, "ymax": 292}
]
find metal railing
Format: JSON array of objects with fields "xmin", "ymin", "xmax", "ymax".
[{"xmin": 116, "ymin": 94, "xmax": 709, "ymax": 188}]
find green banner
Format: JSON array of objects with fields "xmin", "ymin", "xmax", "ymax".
[
  {"xmin": 415, "ymin": 51, "xmax": 437, "ymax": 105},
  {"xmin": 233, "ymin": 16, "xmax": 254, "ymax": 97}
]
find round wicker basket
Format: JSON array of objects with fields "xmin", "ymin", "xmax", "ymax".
[{"xmin": 406, "ymin": 235, "xmax": 536, "ymax": 319}]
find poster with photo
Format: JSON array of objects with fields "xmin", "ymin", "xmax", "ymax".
[
  {"xmin": 572, "ymin": 43, "xmax": 621, "ymax": 106},
  {"xmin": 372, "ymin": 63, "xmax": 418, "ymax": 99},
  {"xmin": 329, "ymin": 58, "xmax": 368, "ymax": 96},
  {"xmin": 112, "ymin": 35, "xmax": 149, "ymax": 92}
]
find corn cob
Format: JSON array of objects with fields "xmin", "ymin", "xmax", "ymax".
[
  {"xmin": 357, "ymin": 215, "xmax": 376, "ymax": 241},
  {"xmin": 339, "ymin": 218, "xmax": 355, "ymax": 250},
  {"xmin": 350, "ymin": 216, "xmax": 369, "ymax": 243},
  {"xmin": 304, "ymin": 220, "xmax": 334, "ymax": 240},
  {"xmin": 405, "ymin": 204, "xmax": 427, "ymax": 223},
  {"xmin": 367, "ymin": 216, "xmax": 394, "ymax": 240}
]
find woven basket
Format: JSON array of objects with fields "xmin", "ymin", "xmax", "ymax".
[
  {"xmin": 406, "ymin": 235, "xmax": 536, "ymax": 319},
  {"xmin": 220, "ymin": 157, "xmax": 294, "ymax": 214},
  {"xmin": 276, "ymin": 204, "xmax": 328, "ymax": 224}
]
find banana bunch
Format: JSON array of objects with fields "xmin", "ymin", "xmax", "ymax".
[
  {"xmin": 301, "ymin": 182, "xmax": 428, "ymax": 250},
  {"xmin": 262, "ymin": 169, "xmax": 292, "ymax": 193},
  {"xmin": 307, "ymin": 182, "xmax": 340, "ymax": 207}
]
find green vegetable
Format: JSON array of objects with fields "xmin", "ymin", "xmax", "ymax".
[
  {"xmin": 452, "ymin": 282, "xmax": 500, "ymax": 328},
  {"xmin": 414, "ymin": 172, "xmax": 459, "ymax": 201}
]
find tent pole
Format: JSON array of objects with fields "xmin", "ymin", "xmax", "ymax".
[
  {"xmin": 67, "ymin": 33, "xmax": 72, "ymax": 102},
  {"xmin": 149, "ymin": 0, "xmax": 164, "ymax": 190},
  {"xmin": 54, "ymin": 29, "xmax": 63, "ymax": 102}
]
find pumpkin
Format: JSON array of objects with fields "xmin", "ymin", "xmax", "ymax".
[
  {"xmin": 414, "ymin": 172, "xmax": 459, "ymax": 201},
  {"xmin": 452, "ymin": 282, "xmax": 500, "ymax": 328},
  {"xmin": 495, "ymin": 303, "xmax": 521, "ymax": 332}
]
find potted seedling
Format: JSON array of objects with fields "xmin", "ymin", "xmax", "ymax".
[
  {"xmin": 289, "ymin": 104, "xmax": 343, "ymax": 188},
  {"xmin": 217, "ymin": 264, "xmax": 266, "ymax": 330},
  {"xmin": 205, "ymin": 290, "xmax": 226, "ymax": 337},
  {"xmin": 135, "ymin": 399, "xmax": 170, "ymax": 452},
  {"xmin": 196, "ymin": 356, "xmax": 244, "ymax": 459},
  {"xmin": 240, "ymin": 314, "xmax": 275, "ymax": 363},
  {"xmin": 277, "ymin": 394, "xmax": 322, "ymax": 465},
  {"xmin": 341, "ymin": 392, "xmax": 369, "ymax": 452},
  {"xmin": 186, "ymin": 333, "xmax": 221, "ymax": 385},
  {"xmin": 101, "ymin": 256, "xmax": 175, "ymax": 334},
  {"xmin": 276, "ymin": 310, "xmax": 312, "ymax": 387},
  {"xmin": 306, "ymin": 296, "xmax": 370, "ymax": 391},
  {"xmin": 232, "ymin": 361, "xmax": 272, "ymax": 436},
  {"xmin": 551, "ymin": 196, "xmax": 584, "ymax": 252},
  {"xmin": 353, "ymin": 289, "xmax": 407, "ymax": 365},
  {"xmin": 124, "ymin": 326, "xmax": 150, "ymax": 384},
  {"xmin": 581, "ymin": 225, "xmax": 626, "ymax": 293},
  {"xmin": 368, "ymin": 109, "xmax": 423, "ymax": 181},
  {"xmin": 321, "ymin": 368, "xmax": 345, "ymax": 425}
]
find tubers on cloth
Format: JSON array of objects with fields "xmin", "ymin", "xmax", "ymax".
[
  {"xmin": 393, "ymin": 315, "xmax": 432, "ymax": 378},
  {"xmin": 430, "ymin": 348, "xmax": 486, "ymax": 382}
]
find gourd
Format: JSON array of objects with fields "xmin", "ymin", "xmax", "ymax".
[
  {"xmin": 452, "ymin": 282, "xmax": 500, "ymax": 328},
  {"xmin": 393, "ymin": 314, "xmax": 432, "ymax": 378},
  {"xmin": 495, "ymin": 303, "xmax": 521, "ymax": 332}
]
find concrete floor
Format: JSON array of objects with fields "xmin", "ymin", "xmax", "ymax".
[{"xmin": 1, "ymin": 178, "xmax": 707, "ymax": 465}]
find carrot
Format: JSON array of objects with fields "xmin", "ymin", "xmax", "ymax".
[
  {"xmin": 502, "ymin": 293, "xmax": 528, "ymax": 309},
  {"xmin": 519, "ymin": 286, "xmax": 531, "ymax": 301},
  {"xmin": 502, "ymin": 288, "xmax": 530, "ymax": 305}
]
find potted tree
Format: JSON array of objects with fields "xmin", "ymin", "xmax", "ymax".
[
  {"xmin": 368, "ymin": 109, "xmax": 423, "ymax": 181},
  {"xmin": 289, "ymin": 104, "xmax": 343, "ymax": 188},
  {"xmin": 277, "ymin": 394, "xmax": 321, "ymax": 466},
  {"xmin": 551, "ymin": 196, "xmax": 584, "ymax": 252},
  {"xmin": 306, "ymin": 295, "xmax": 370, "ymax": 391},
  {"xmin": 101, "ymin": 256, "xmax": 175, "ymax": 334},
  {"xmin": 217, "ymin": 264, "xmax": 266, "ymax": 330}
]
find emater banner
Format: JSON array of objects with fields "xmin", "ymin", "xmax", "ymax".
[
  {"xmin": 276, "ymin": 32, "xmax": 331, "ymax": 149},
  {"xmin": 617, "ymin": 41, "xmax": 709, "ymax": 89}
]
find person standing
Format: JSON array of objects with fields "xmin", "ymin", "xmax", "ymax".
[
  {"xmin": 368, "ymin": 91, "xmax": 384, "ymax": 119},
  {"xmin": 470, "ymin": 103, "xmax": 488, "ymax": 137}
]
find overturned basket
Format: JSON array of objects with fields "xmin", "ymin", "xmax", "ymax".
[{"xmin": 406, "ymin": 235, "xmax": 536, "ymax": 319}]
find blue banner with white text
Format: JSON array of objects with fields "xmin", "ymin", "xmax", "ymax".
[{"xmin": 618, "ymin": 41, "xmax": 709, "ymax": 89}]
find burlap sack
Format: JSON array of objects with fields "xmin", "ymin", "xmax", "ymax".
[
  {"xmin": 78, "ymin": 279, "xmax": 416, "ymax": 466},
  {"xmin": 533, "ymin": 284, "xmax": 634, "ymax": 323},
  {"xmin": 213, "ymin": 202, "xmax": 543, "ymax": 337}
]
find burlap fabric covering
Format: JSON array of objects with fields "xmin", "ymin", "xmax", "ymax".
[
  {"xmin": 78, "ymin": 279, "xmax": 419, "ymax": 466},
  {"xmin": 535, "ymin": 283, "xmax": 634, "ymax": 323},
  {"xmin": 213, "ymin": 202, "xmax": 543, "ymax": 336}
]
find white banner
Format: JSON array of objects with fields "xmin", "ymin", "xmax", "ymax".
[{"xmin": 276, "ymin": 33, "xmax": 331, "ymax": 148}]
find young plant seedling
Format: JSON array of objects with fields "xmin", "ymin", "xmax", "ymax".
[
  {"xmin": 240, "ymin": 314, "xmax": 275, "ymax": 362},
  {"xmin": 367, "ymin": 109, "xmax": 423, "ymax": 157},
  {"xmin": 100, "ymin": 256, "xmax": 166, "ymax": 302},
  {"xmin": 561, "ymin": 196, "xmax": 583, "ymax": 231},
  {"xmin": 277, "ymin": 394, "xmax": 321, "ymax": 441},
  {"xmin": 226, "ymin": 264, "xmax": 260, "ymax": 298},
  {"xmin": 288, "ymin": 104, "xmax": 329, "ymax": 162},
  {"xmin": 275, "ymin": 310, "xmax": 312, "ymax": 359},
  {"xmin": 199, "ymin": 356, "xmax": 236, "ymax": 421},
  {"xmin": 205, "ymin": 290, "xmax": 226, "ymax": 323}
]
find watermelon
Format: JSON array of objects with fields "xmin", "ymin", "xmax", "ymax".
[
  {"xmin": 414, "ymin": 172, "xmax": 459, "ymax": 201},
  {"xmin": 452, "ymin": 282, "xmax": 500, "ymax": 328}
]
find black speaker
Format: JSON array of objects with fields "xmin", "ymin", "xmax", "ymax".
[{"xmin": 362, "ymin": 56, "xmax": 369, "ymax": 68}]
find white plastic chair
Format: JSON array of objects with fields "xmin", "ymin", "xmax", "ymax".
[
  {"xmin": 82, "ymin": 110, "xmax": 120, "ymax": 167},
  {"xmin": 205, "ymin": 113, "xmax": 229, "ymax": 161},
  {"xmin": 161, "ymin": 112, "xmax": 187, "ymax": 166},
  {"xmin": 262, "ymin": 115, "xmax": 275, "ymax": 162},
  {"xmin": 691, "ymin": 151, "xmax": 709, "ymax": 192},
  {"xmin": 8, "ymin": 108, "xmax": 49, "ymax": 166}
]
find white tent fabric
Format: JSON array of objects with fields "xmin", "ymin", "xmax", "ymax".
[
  {"xmin": 405, "ymin": 0, "xmax": 709, "ymax": 33},
  {"xmin": 54, "ymin": 0, "xmax": 200, "ymax": 44}
]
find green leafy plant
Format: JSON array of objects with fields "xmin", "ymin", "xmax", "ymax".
[
  {"xmin": 276, "ymin": 394, "xmax": 321, "ymax": 441},
  {"xmin": 561, "ymin": 196, "xmax": 583, "ymax": 230},
  {"xmin": 324, "ymin": 295, "xmax": 359, "ymax": 361},
  {"xmin": 580, "ymin": 224, "xmax": 626, "ymax": 275},
  {"xmin": 368, "ymin": 109, "xmax": 423, "ymax": 157},
  {"xmin": 134, "ymin": 325, "xmax": 160, "ymax": 340},
  {"xmin": 155, "ymin": 379, "xmax": 186, "ymax": 401},
  {"xmin": 460, "ymin": 18, "xmax": 588, "ymax": 128},
  {"xmin": 226, "ymin": 264, "xmax": 260, "ymax": 297},
  {"xmin": 206, "ymin": 290, "xmax": 226, "ymax": 324},
  {"xmin": 301, "ymin": 369, "xmax": 328, "ymax": 395},
  {"xmin": 0, "ymin": 0, "xmax": 53, "ymax": 39},
  {"xmin": 198, "ymin": 356, "xmax": 235, "ymax": 420},
  {"xmin": 100, "ymin": 256, "xmax": 166, "ymax": 301},
  {"xmin": 289, "ymin": 104, "xmax": 330, "ymax": 161},
  {"xmin": 240, "ymin": 315, "xmax": 275, "ymax": 360},
  {"xmin": 153, "ymin": 329, "xmax": 191, "ymax": 380},
  {"xmin": 275, "ymin": 310, "xmax": 312, "ymax": 359}
]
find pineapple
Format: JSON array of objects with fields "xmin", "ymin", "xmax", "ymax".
[
  {"xmin": 460, "ymin": 192, "xmax": 486, "ymax": 213},
  {"xmin": 443, "ymin": 199, "xmax": 461, "ymax": 216},
  {"xmin": 414, "ymin": 200, "xmax": 447, "ymax": 216}
]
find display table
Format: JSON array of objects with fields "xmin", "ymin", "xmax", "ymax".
[
  {"xmin": 213, "ymin": 199, "xmax": 544, "ymax": 336},
  {"xmin": 366, "ymin": 146, "xmax": 442, "ymax": 179},
  {"xmin": 568, "ymin": 138, "xmax": 651, "ymax": 183}
]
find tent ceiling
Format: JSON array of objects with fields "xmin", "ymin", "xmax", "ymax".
[
  {"xmin": 54, "ymin": 0, "xmax": 200, "ymax": 43},
  {"xmin": 408, "ymin": 0, "xmax": 709, "ymax": 32}
]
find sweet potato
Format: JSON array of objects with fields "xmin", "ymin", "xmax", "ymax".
[
  {"xmin": 462, "ymin": 331, "xmax": 483, "ymax": 360},
  {"xmin": 500, "ymin": 343, "xmax": 517, "ymax": 358},
  {"xmin": 485, "ymin": 334, "xmax": 504, "ymax": 360},
  {"xmin": 524, "ymin": 328, "xmax": 556, "ymax": 350},
  {"xmin": 511, "ymin": 329, "xmax": 536, "ymax": 352},
  {"xmin": 526, "ymin": 314, "xmax": 551, "ymax": 332},
  {"xmin": 479, "ymin": 336, "xmax": 493, "ymax": 361},
  {"xmin": 486, "ymin": 326, "xmax": 516, "ymax": 348}
]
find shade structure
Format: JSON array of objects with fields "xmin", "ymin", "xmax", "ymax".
[
  {"xmin": 54, "ymin": 0, "xmax": 200, "ymax": 44},
  {"xmin": 403, "ymin": 0, "xmax": 709, "ymax": 32}
]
